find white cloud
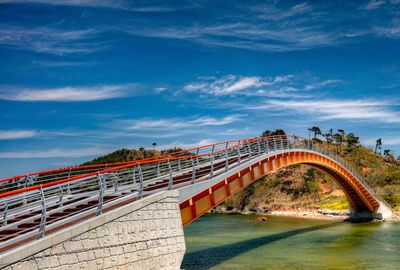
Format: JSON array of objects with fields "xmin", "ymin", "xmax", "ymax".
[
  {"xmin": 0, "ymin": 0, "xmax": 186, "ymax": 12},
  {"xmin": 155, "ymin": 139, "xmax": 217, "ymax": 150},
  {"xmin": 124, "ymin": 115, "xmax": 241, "ymax": 131},
  {"xmin": 0, "ymin": 0, "xmax": 124, "ymax": 8},
  {"xmin": 0, "ymin": 84, "xmax": 138, "ymax": 102},
  {"xmin": 183, "ymin": 74, "xmax": 339, "ymax": 97},
  {"xmin": 253, "ymin": 99, "xmax": 400, "ymax": 124},
  {"xmin": 0, "ymin": 147, "xmax": 109, "ymax": 158},
  {"xmin": 365, "ymin": 0, "xmax": 386, "ymax": 10},
  {"xmin": 0, "ymin": 130, "xmax": 38, "ymax": 140},
  {"xmin": 374, "ymin": 25, "xmax": 400, "ymax": 39},
  {"xmin": 0, "ymin": 26, "xmax": 103, "ymax": 55},
  {"xmin": 125, "ymin": 22, "xmax": 340, "ymax": 53},
  {"xmin": 184, "ymin": 75, "xmax": 263, "ymax": 95}
]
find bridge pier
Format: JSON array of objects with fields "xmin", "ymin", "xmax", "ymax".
[
  {"xmin": 349, "ymin": 201, "xmax": 393, "ymax": 222},
  {"xmin": 0, "ymin": 191, "xmax": 185, "ymax": 270}
]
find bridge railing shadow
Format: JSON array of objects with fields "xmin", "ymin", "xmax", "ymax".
[{"xmin": 181, "ymin": 222, "xmax": 342, "ymax": 270}]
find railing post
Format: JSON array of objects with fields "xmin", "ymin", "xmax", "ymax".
[
  {"xmin": 257, "ymin": 140, "xmax": 261, "ymax": 154},
  {"xmin": 273, "ymin": 138, "xmax": 277, "ymax": 151},
  {"xmin": 38, "ymin": 187, "xmax": 46, "ymax": 239},
  {"xmin": 280, "ymin": 137, "xmax": 284, "ymax": 150},
  {"xmin": 58, "ymin": 186, "xmax": 64, "ymax": 207},
  {"xmin": 237, "ymin": 146, "xmax": 242, "ymax": 165},
  {"xmin": 67, "ymin": 168, "xmax": 72, "ymax": 194},
  {"xmin": 114, "ymin": 173, "xmax": 119, "ymax": 192},
  {"xmin": 196, "ymin": 148, "xmax": 200, "ymax": 166},
  {"xmin": 2, "ymin": 202, "xmax": 8, "ymax": 226},
  {"xmin": 224, "ymin": 148, "xmax": 229, "ymax": 172},
  {"xmin": 138, "ymin": 165, "xmax": 144, "ymax": 198},
  {"xmin": 191, "ymin": 157, "xmax": 196, "ymax": 184},
  {"xmin": 23, "ymin": 176, "xmax": 28, "ymax": 205},
  {"xmin": 168, "ymin": 160, "xmax": 173, "ymax": 190},
  {"xmin": 178, "ymin": 159, "xmax": 182, "ymax": 171},
  {"xmin": 247, "ymin": 142, "xmax": 252, "ymax": 158},
  {"xmin": 132, "ymin": 166, "xmax": 136, "ymax": 185},
  {"xmin": 157, "ymin": 162, "xmax": 161, "ymax": 177},
  {"xmin": 210, "ymin": 154, "xmax": 215, "ymax": 179},
  {"xmin": 97, "ymin": 174, "xmax": 105, "ymax": 216}
]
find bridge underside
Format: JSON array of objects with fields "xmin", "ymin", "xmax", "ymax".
[{"xmin": 179, "ymin": 151, "xmax": 388, "ymax": 226}]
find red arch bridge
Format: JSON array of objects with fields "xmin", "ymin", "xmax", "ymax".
[{"xmin": 0, "ymin": 135, "xmax": 392, "ymax": 259}]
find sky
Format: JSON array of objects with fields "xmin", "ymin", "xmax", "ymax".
[{"xmin": 0, "ymin": 0, "xmax": 400, "ymax": 179}]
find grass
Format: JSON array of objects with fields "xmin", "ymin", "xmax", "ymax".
[{"xmin": 320, "ymin": 196, "xmax": 349, "ymax": 210}]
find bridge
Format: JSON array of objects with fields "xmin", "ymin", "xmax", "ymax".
[{"xmin": 0, "ymin": 135, "xmax": 392, "ymax": 269}]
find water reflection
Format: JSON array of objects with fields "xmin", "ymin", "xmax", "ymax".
[{"xmin": 182, "ymin": 215, "xmax": 400, "ymax": 270}]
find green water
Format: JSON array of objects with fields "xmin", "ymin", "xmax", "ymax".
[{"xmin": 182, "ymin": 214, "xmax": 400, "ymax": 270}]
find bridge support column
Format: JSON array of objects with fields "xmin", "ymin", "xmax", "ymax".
[
  {"xmin": 0, "ymin": 191, "xmax": 185, "ymax": 270},
  {"xmin": 349, "ymin": 201, "xmax": 392, "ymax": 221}
]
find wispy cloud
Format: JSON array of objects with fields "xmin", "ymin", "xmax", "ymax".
[
  {"xmin": 34, "ymin": 60, "xmax": 97, "ymax": 67},
  {"xmin": 123, "ymin": 115, "xmax": 242, "ymax": 131},
  {"xmin": 124, "ymin": 22, "xmax": 342, "ymax": 52},
  {"xmin": 0, "ymin": 0, "xmax": 126, "ymax": 8},
  {"xmin": 0, "ymin": 25, "xmax": 104, "ymax": 55},
  {"xmin": 0, "ymin": 130, "xmax": 38, "ymax": 140},
  {"xmin": 182, "ymin": 74, "xmax": 340, "ymax": 97},
  {"xmin": 0, "ymin": 84, "xmax": 138, "ymax": 102},
  {"xmin": 252, "ymin": 99, "xmax": 400, "ymax": 124},
  {"xmin": 0, "ymin": 147, "xmax": 109, "ymax": 158},
  {"xmin": 155, "ymin": 139, "xmax": 217, "ymax": 151},
  {"xmin": 363, "ymin": 136, "xmax": 400, "ymax": 146},
  {"xmin": 117, "ymin": 1, "xmax": 400, "ymax": 52},
  {"xmin": 364, "ymin": 0, "xmax": 386, "ymax": 10},
  {"xmin": 0, "ymin": 0, "xmax": 189, "ymax": 12}
]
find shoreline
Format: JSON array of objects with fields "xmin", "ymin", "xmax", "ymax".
[{"xmin": 209, "ymin": 208, "xmax": 400, "ymax": 222}]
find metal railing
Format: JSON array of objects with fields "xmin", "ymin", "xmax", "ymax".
[{"xmin": 0, "ymin": 135, "xmax": 385, "ymax": 252}]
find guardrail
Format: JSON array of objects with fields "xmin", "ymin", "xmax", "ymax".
[{"xmin": 0, "ymin": 135, "xmax": 385, "ymax": 252}]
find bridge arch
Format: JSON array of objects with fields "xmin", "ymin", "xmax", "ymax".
[{"xmin": 179, "ymin": 149, "xmax": 388, "ymax": 226}]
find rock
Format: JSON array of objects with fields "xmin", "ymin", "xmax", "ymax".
[{"xmin": 252, "ymin": 216, "xmax": 268, "ymax": 222}]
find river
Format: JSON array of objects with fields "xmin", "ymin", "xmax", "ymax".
[{"xmin": 182, "ymin": 214, "xmax": 400, "ymax": 270}]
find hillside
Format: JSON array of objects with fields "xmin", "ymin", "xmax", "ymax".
[
  {"xmin": 81, "ymin": 147, "xmax": 183, "ymax": 165},
  {"xmin": 221, "ymin": 132, "xmax": 400, "ymax": 215}
]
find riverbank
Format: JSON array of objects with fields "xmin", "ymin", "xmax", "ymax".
[{"xmin": 210, "ymin": 207, "xmax": 400, "ymax": 222}]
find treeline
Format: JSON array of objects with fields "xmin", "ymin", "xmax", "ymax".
[
  {"xmin": 307, "ymin": 126, "xmax": 398, "ymax": 160},
  {"xmin": 82, "ymin": 146, "xmax": 184, "ymax": 166}
]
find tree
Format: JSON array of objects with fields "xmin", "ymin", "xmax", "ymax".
[
  {"xmin": 152, "ymin": 142, "xmax": 157, "ymax": 150},
  {"xmin": 333, "ymin": 133, "xmax": 341, "ymax": 151},
  {"xmin": 375, "ymin": 138, "xmax": 382, "ymax": 154},
  {"xmin": 332, "ymin": 129, "xmax": 345, "ymax": 153},
  {"xmin": 261, "ymin": 129, "xmax": 286, "ymax": 137},
  {"xmin": 308, "ymin": 126, "xmax": 322, "ymax": 139},
  {"xmin": 384, "ymin": 149, "xmax": 392, "ymax": 158},
  {"xmin": 323, "ymin": 128, "xmax": 334, "ymax": 148},
  {"xmin": 345, "ymin": 133, "xmax": 359, "ymax": 151}
]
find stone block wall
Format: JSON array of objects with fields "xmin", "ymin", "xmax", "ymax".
[{"xmin": 1, "ymin": 191, "xmax": 185, "ymax": 270}]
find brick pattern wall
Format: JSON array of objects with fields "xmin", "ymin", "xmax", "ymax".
[{"xmin": 3, "ymin": 193, "xmax": 185, "ymax": 270}]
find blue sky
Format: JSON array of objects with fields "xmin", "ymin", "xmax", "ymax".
[{"xmin": 0, "ymin": 0, "xmax": 400, "ymax": 178}]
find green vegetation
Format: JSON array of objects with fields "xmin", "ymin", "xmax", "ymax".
[
  {"xmin": 82, "ymin": 148, "xmax": 160, "ymax": 165},
  {"xmin": 81, "ymin": 146, "xmax": 184, "ymax": 166},
  {"xmin": 320, "ymin": 196, "xmax": 349, "ymax": 210}
]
